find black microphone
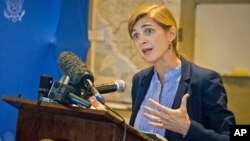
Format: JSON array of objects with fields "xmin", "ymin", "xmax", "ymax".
[
  {"xmin": 95, "ymin": 80, "xmax": 126, "ymax": 94},
  {"xmin": 47, "ymin": 75, "xmax": 92, "ymax": 108},
  {"xmin": 38, "ymin": 74, "xmax": 53, "ymax": 98},
  {"xmin": 57, "ymin": 52, "xmax": 105, "ymax": 104}
]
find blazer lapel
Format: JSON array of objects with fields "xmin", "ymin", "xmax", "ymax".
[
  {"xmin": 172, "ymin": 56, "xmax": 191, "ymax": 109},
  {"xmin": 134, "ymin": 75, "xmax": 152, "ymax": 109},
  {"xmin": 130, "ymin": 68, "xmax": 154, "ymax": 126},
  {"xmin": 165, "ymin": 56, "xmax": 192, "ymax": 140}
]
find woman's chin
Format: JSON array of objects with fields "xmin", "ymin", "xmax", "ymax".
[{"xmin": 143, "ymin": 58, "xmax": 155, "ymax": 64}]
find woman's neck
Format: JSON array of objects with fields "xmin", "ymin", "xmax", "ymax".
[{"xmin": 154, "ymin": 55, "xmax": 181, "ymax": 84}]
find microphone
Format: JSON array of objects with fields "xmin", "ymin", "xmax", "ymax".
[
  {"xmin": 38, "ymin": 74, "xmax": 53, "ymax": 98},
  {"xmin": 47, "ymin": 75, "xmax": 92, "ymax": 108},
  {"xmin": 95, "ymin": 80, "xmax": 126, "ymax": 94},
  {"xmin": 59, "ymin": 75, "xmax": 70, "ymax": 84},
  {"xmin": 57, "ymin": 52, "xmax": 105, "ymax": 104}
]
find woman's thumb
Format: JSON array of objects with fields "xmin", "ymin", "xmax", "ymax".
[{"xmin": 180, "ymin": 94, "xmax": 189, "ymax": 110}]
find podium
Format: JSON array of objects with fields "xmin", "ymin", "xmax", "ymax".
[{"xmin": 2, "ymin": 96, "xmax": 153, "ymax": 141}]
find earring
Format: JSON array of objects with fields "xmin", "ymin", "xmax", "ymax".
[{"xmin": 168, "ymin": 43, "xmax": 172, "ymax": 50}]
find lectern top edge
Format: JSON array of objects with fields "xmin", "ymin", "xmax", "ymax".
[{"xmin": 2, "ymin": 96, "xmax": 121, "ymax": 124}]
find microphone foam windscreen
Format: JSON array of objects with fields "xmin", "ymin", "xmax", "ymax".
[{"xmin": 57, "ymin": 52, "xmax": 90, "ymax": 83}]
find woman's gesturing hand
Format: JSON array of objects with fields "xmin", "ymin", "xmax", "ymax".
[{"xmin": 143, "ymin": 94, "xmax": 191, "ymax": 137}]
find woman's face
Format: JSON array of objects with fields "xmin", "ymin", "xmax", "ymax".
[{"xmin": 131, "ymin": 16, "xmax": 173, "ymax": 64}]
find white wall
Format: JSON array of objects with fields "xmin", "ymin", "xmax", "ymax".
[{"xmin": 194, "ymin": 4, "xmax": 250, "ymax": 75}]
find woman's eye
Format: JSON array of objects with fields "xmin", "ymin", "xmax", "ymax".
[
  {"xmin": 145, "ymin": 28, "xmax": 153, "ymax": 35},
  {"xmin": 132, "ymin": 33, "xmax": 139, "ymax": 39}
]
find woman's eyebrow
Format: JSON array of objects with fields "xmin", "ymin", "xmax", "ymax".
[
  {"xmin": 141, "ymin": 23, "xmax": 153, "ymax": 28},
  {"xmin": 132, "ymin": 23, "xmax": 153, "ymax": 33}
]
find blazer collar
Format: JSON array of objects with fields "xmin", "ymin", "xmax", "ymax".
[
  {"xmin": 130, "ymin": 56, "xmax": 192, "ymax": 125},
  {"xmin": 135, "ymin": 56, "xmax": 192, "ymax": 109}
]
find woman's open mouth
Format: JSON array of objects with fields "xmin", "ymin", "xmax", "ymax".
[{"xmin": 142, "ymin": 48, "xmax": 153, "ymax": 55}]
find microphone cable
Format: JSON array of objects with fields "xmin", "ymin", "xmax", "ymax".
[{"xmin": 103, "ymin": 103, "xmax": 127, "ymax": 141}]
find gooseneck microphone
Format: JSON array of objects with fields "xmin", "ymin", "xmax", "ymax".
[
  {"xmin": 95, "ymin": 80, "xmax": 126, "ymax": 94},
  {"xmin": 58, "ymin": 52, "xmax": 105, "ymax": 104}
]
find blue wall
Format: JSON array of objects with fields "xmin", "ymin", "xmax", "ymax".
[{"xmin": 0, "ymin": 0, "xmax": 89, "ymax": 140}]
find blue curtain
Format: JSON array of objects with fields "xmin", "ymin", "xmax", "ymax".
[{"xmin": 0, "ymin": 0, "xmax": 90, "ymax": 140}]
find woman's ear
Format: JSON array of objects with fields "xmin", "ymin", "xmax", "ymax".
[{"xmin": 168, "ymin": 27, "xmax": 177, "ymax": 41}]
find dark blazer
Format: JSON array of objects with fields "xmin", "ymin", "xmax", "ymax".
[{"xmin": 129, "ymin": 56, "xmax": 235, "ymax": 141}]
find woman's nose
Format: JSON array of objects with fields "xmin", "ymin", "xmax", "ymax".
[{"xmin": 139, "ymin": 36, "xmax": 148, "ymax": 45}]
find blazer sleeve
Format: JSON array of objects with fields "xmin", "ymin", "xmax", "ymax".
[{"xmin": 185, "ymin": 71, "xmax": 235, "ymax": 141}]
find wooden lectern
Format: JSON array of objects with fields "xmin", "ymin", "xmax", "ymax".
[{"xmin": 2, "ymin": 96, "xmax": 153, "ymax": 141}]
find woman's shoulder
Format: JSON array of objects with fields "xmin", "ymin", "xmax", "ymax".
[
  {"xmin": 133, "ymin": 66, "xmax": 154, "ymax": 80},
  {"xmin": 135, "ymin": 66, "xmax": 153, "ymax": 75},
  {"xmin": 190, "ymin": 63, "xmax": 221, "ymax": 79},
  {"xmin": 181, "ymin": 56, "xmax": 220, "ymax": 78}
]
